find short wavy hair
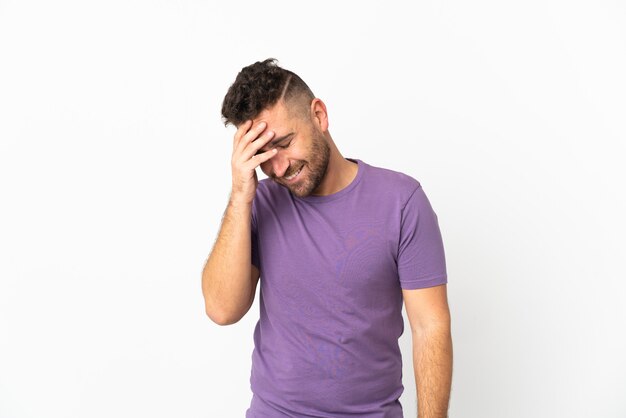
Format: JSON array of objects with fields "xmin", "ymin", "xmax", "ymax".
[{"xmin": 221, "ymin": 58, "xmax": 315, "ymax": 127}]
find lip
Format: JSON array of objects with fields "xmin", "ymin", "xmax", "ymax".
[{"xmin": 283, "ymin": 165, "xmax": 304, "ymax": 184}]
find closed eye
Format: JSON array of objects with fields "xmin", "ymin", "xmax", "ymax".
[
  {"xmin": 255, "ymin": 140, "xmax": 292, "ymax": 156},
  {"xmin": 277, "ymin": 141, "xmax": 292, "ymax": 149}
]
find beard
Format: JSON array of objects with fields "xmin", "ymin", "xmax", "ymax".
[{"xmin": 277, "ymin": 129, "xmax": 330, "ymax": 198}]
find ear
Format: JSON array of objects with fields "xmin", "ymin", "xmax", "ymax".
[{"xmin": 310, "ymin": 98, "xmax": 329, "ymax": 132}]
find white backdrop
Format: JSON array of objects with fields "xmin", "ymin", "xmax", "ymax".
[{"xmin": 1, "ymin": 1, "xmax": 624, "ymax": 417}]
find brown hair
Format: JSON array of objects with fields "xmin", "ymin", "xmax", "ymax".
[{"xmin": 221, "ymin": 58, "xmax": 315, "ymax": 127}]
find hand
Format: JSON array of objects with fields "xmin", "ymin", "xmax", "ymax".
[{"xmin": 230, "ymin": 120, "xmax": 277, "ymax": 205}]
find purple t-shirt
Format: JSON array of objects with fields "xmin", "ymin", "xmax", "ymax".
[{"xmin": 246, "ymin": 158, "xmax": 447, "ymax": 418}]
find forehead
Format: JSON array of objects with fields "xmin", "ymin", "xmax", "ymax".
[{"xmin": 251, "ymin": 101, "xmax": 298, "ymax": 132}]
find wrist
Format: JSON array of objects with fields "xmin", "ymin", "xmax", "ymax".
[{"xmin": 228, "ymin": 195, "xmax": 253, "ymax": 209}]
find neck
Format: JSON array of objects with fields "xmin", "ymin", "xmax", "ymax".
[{"xmin": 311, "ymin": 134, "xmax": 358, "ymax": 196}]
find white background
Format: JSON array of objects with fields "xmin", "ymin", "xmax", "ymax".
[{"xmin": 1, "ymin": 1, "xmax": 625, "ymax": 417}]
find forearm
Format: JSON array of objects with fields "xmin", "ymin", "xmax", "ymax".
[
  {"xmin": 412, "ymin": 325, "xmax": 453, "ymax": 418},
  {"xmin": 202, "ymin": 198, "xmax": 254, "ymax": 324}
]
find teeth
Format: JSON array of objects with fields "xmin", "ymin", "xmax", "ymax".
[{"xmin": 285, "ymin": 166, "xmax": 302, "ymax": 180}]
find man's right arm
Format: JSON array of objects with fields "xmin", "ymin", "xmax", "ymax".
[{"xmin": 201, "ymin": 119, "xmax": 276, "ymax": 326}]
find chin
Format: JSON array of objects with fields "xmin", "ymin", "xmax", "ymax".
[
  {"xmin": 283, "ymin": 178, "xmax": 316, "ymax": 197},
  {"xmin": 285, "ymin": 184, "xmax": 309, "ymax": 197}
]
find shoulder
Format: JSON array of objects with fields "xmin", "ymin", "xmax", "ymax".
[{"xmin": 361, "ymin": 160, "xmax": 422, "ymax": 206}]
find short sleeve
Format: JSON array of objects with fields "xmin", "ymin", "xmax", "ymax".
[
  {"xmin": 251, "ymin": 197, "xmax": 260, "ymax": 270},
  {"xmin": 397, "ymin": 185, "xmax": 448, "ymax": 289}
]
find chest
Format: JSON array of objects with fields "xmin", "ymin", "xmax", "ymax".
[{"xmin": 256, "ymin": 201, "xmax": 401, "ymax": 308}]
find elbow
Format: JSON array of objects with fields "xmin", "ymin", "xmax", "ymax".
[
  {"xmin": 205, "ymin": 305, "xmax": 242, "ymax": 326},
  {"xmin": 202, "ymin": 281, "xmax": 253, "ymax": 326},
  {"xmin": 411, "ymin": 320, "xmax": 452, "ymax": 339},
  {"xmin": 202, "ymin": 287, "xmax": 236, "ymax": 326}
]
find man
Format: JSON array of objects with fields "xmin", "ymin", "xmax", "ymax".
[{"xmin": 202, "ymin": 58, "xmax": 452, "ymax": 418}]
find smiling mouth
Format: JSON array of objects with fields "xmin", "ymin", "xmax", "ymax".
[{"xmin": 283, "ymin": 165, "xmax": 303, "ymax": 182}]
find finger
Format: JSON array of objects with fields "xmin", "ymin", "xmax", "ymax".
[
  {"xmin": 241, "ymin": 129, "xmax": 276, "ymax": 161},
  {"xmin": 245, "ymin": 147, "xmax": 278, "ymax": 170},
  {"xmin": 234, "ymin": 120, "xmax": 267, "ymax": 156},
  {"xmin": 233, "ymin": 120, "xmax": 253, "ymax": 148}
]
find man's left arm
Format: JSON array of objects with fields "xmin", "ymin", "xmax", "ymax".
[{"xmin": 403, "ymin": 283, "xmax": 453, "ymax": 418}]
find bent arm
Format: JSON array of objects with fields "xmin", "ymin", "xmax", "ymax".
[{"xmin": 202, "ymin": 199, "xmax": 260, "ymax": 325}]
